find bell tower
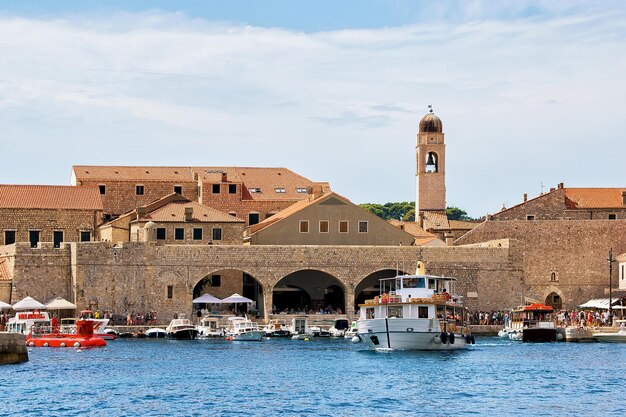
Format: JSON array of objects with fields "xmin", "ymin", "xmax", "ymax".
[{"xmin": 416, "ymin": 106, "xmax": 446, "ymax": 218}]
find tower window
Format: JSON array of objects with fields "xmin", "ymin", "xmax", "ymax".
[
  {"xmin": 550, "ymin": 272, "xmax": 558, "ymax": 282},
  {"xmin": 80, "ymin": 231, "xmax": 91, "ymax": 242},
  {"xmin": 99, "ymin": 185, "xmax": 106, "ymax": 195},
  {"xmin": 212, "ymin": 228, "xmax": 222, "ymax": 241},
  {"xmin": 156, "ymin": 228, "xmax": 166, "ymax": 240},
  {"xmin": 4, "ymin": 230, "xmax": 16, "ymax": 245},
  {"xmin": 174, "ymin": 228, "xmax": 184, "ymax": 240},
  {"xmin": 193, "ymin": 228, "xmax": 203, "ymax": 240},
  {"xmin": 29, "ymin": 230, "xmax": 40, "ymax": 248},
  {"xmin": 425, "ymin": 152, "xmax": 438, "ymax": 173},
  {"xmin": 608, "ymin": 213, "xmax": 616, "ymax": 220},
  {"xmin": 249, "ymin": 213, "xmax": 260, "ymax": 226},
  {"xmin": 174, "ymin": 186, "xmax": 182, "ymax": 194},
  {"xmin": 136, "ymin": 185, "xmax": 144, "ymax": 195},
  {"xmin": 527, "ymin": 215, "xmax": 535, "ymax": 221},
  {"xmin": 167, "ymin": 285, "xmax": 173, "ymax": 299},
  {"xmin": 53, "ymin": 231, "xmax": 64, "ymax": 248}
]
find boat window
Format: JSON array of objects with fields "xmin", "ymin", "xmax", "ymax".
[
  {"xmin": 387, "ymin": 306, "xmax": 403, "ymax": 318},
  {"xmin": 428, "ymin": 279, "xmax": 436, "ymax": 289},
  {"xmin": 366, "ymin": 308, "xmax": 375, "ymax": 319},
  {"xmin": 403, "ymin": 277, "xmax": 426, "ymax": 288},
  {"xmin": 418, "ymin": 306, "xmax": 429, "ymax": 318}
]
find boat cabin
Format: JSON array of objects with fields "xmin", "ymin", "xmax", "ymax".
[
  {"xmin": 509, "ymin": 304, "xmax": 555, "ymax": 330},
  {"xmin": 6, "ymin": 311, "xmax": 51, "ymax": 335}
]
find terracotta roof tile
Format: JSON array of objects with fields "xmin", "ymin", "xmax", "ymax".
[
  {"xmin": 564, "ymin": 188, "xmax": 626, "ymax": 209},
  {"xmin": 0, "ymin": 185, "xmax": 103, "ymax": 210},
  {"xmin": 422, "ymin": 211, "xmax": 450, "ymax": 230},
  {"xmin": 73, "ymin": 166, "xmax": 194, "ymax": 182},
  {"xmin": 143, "ymin": 201, "xmax": 244, "ymax": 223},
  {"xmin": 388, "ymin": 220, "xmax": 436, "ymax": 238},
  {"xmin": 0, "ymin": 258, "xmax": 10, "ymax": 281}
]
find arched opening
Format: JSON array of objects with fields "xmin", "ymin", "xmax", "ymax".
[
  {"xmin": 273, "ymin": 270, "xmax": 345, "ymax": 314},
  {"xmin": 354, "ymin": 269, "xmax": 408, "ymax": 310},
  {"xmin": 545, "ymin": 292, "xmax": 562, "ymax": 310},
  {"xmin": 192, "ymin": 269, "xmax": 264, "ymax": 318},
  {"xmin": 426, "ymin": 152, "xmax": 438, "ymax": 173}
]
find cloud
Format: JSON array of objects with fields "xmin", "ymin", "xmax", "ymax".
[{"xmin": 0, "ymin": 4, "xmax": 625, "ymax": 217}]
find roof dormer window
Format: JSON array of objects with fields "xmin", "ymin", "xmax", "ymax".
[
  {"xmin": 249, "ymin": 188, "xmax": 261, "ymax": 193},
  {"xmin": 275, "ymin": 188, "xmax": 286, "ymax": 193}
]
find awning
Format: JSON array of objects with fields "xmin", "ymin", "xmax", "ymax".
[
  {"xmin": 0, "ymin": 300, "xmax": 12, "ymax": 310},
  {"xmin": 578, "ymin": 298, "xmax": 626, "ymax": 310},
  {"xmin": 12, "ymin": 296, "xmax": 46, "ymax": 311},
  {"xmin": 221, "ymin": 293, "xmax": 254, "ymax": 304},
  {"xmin": 46, "ymin": 297, "xmax": 77, "ymax": 310},
  {"xmin": 193, "ymin": 294, "xmax": 222, "ymax": 304}
]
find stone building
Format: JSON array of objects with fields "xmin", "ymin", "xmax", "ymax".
[
  {"xmin": 72, "ymin": 165, "xmax": 330, "ymax": 225},
  {"xmin": 0, "ymin": 185, "xmax": 103, "ymax": 247},
  {"xmin": 99, "ymin": 193, "xmax": 245, "ymax": 245},
  {"xmin": 245, "ymin": 192, "xmax": 416, "ymax": 246}
]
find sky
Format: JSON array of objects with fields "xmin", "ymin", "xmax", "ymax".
[{"xmin": 1, "ymin": 0, "xmax": 625, "ymax": 218}]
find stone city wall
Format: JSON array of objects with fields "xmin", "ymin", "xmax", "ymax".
[{"xmin": 0, "ymin": 333, "xmax": 28, "ymax": 365}]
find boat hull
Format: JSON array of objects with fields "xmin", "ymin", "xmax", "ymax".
[
  {"xmin": 27, "ymin": 335, "xmax": 106, "ymax": 348},
  {"xmin": 593, "ymin": 332, "xmax": 626, "ymax": 343},
  {"xmin": 357, "ymin": 319, "xmax": 468, "ymax": 351},
  {"xmin": 227, "ymin": 331, "xmax": 265, "ymax": 341},
  {"xmin": 167, "ymin": 329, "xmax": 198, "ymax": 340},
  {"xmin": 522, "ymin": 328, "xmax": 557, "ymax": 342}
]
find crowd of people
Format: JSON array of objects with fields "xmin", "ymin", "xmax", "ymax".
[
  {"xmin": 272, "ymin": 305, "xmax": 343, "ymax": 315},
  {"xmin": 554, "ymin": 309, "xmax": 614, "ymax": 327},
  {"xmin": 468, "ymin": 311, "xmax": 510, "ymax": 325}
]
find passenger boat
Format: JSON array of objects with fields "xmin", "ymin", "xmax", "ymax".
[
  {"xmin": 356, "ymin": 263, "xmax": 474, "ymax": 351},
  {"xmin": 328, "ymin": 319, "xmax": 350, "ymax": 337},
  {"xmin": 225, "ymin": 316, "xmax": 265, "ymax": 341},
  {"xmin": 593, "ymin": 323, "xmax": 626, "ymax": 343},
  {"xmin": 263, "ymin": 319, "xmax": 291, "ymax": 337},
  {"xmin": 165, "ymin": 318, "xmax": 198, "ymax": 340},
  {"xmin": 26, "ymin": 319, "xmax": 106, "ymax": 348},
  {"xmin": 60, "ymin": 317, "xmax": 118, "ymax": 340},
  {"xmin": 505, "ymin": 304, "xmax": 557, "ymax": 342},
  {"xmin": 6, "ymin": 310, "xmax": 51, "ymax": 335},
  {"xmin": 197, "ymin": 316, "xmax": 224, "ymax": 338}
]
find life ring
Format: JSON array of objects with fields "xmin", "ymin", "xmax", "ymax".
[
  {"xmin": 432, "ymin": 335, "xmax": 441, "ymax": 344},
  {"xmin": 449, "ymin": 332, "xmax": 455, "ymax": 344},
  {"xmin": 73, "ymin": 342, "xmax": 81, "ymax": 348},
  {"xmin": 440, "ymin": 332, "xmax": 448, "ymax": 344}
]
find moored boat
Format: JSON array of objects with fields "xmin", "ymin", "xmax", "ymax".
[
  {"xmin": 290, "ymin": 316, "xmax": 314, "ymax": 340},
  {"xmin": 344, "ymin": 321, "xmax": 359, "ymax": 339},
  {"xmin": 26, "ymin": 319, "xmax": 106, "ymax": 348},
  {"xmin": 225, "ymin": 316, "xmax": 265, "ymax": 341},
  {"xmin": 146, "ymin": 328, "xmax": 167, "ymax": 338},
  {"xmin": 197, "ymin": 316, "xmax": 224, "ymax": 338},
  {"xmin": 328, "ymin": 319, "xmax": 350, "ymax": 337},
  {"xmin": 593, "ymin": 323, "xmax": 626, "ymax": 343},
  {"xmin": 166, "ymin": 318, "xmax": 198, "ymax": 340},
  {"xmin": 356, "ymin": 262, "xmax": 473, "ymax": 351},
  {"xmin": 505, "ymin": 304, "xmax": 557, "ymax": 342},
  {"xmin": 263, "ymin": 319, "xmax": 291, "ymax": 337}
]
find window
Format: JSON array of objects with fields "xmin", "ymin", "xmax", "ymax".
[
  {"xmin": 53, "ymin": 231, "xmax": 63, "ymax": 248},
  {"xmin": 526, "ymin": 215, "xmax": 535, "ymax": 221},
  {"xmin": 103, "ymin": 214, "xmax": 111, "ymax": 222},
  {"xmin": 228, "ymin": 184, "xmax": 237, "ymax": 194},
  {"xmin": 212, "ymin": 184, "xmax": 221, "ymax": 194},
  {"xmin": 167, "ymin": 285, "xmax": 173, "ymax": 299},
  {"xmin": 174, "ymin": 228, "xmax": 184, "ymax": 240},
  {"xmin": 387, "ymin": 306, "xmax": 403, "ymax": 318},
  {"xmin": 339, "ymin": 221, "xmax": 348, "ymax": 233},
  {"xmin": 299, "ymin": 220, "xmax": 309, "ymax": 233},
  {"xmin": 4, "ymin": 230, "xmax": 16, "ymax": 245},
  {"xmin": 99, "ymin": 185, "xmax": 106, "ymax": 195},
  {"xmin": 418, "ymin": 306, "xmax": 429, "ymax": 319},
  {"xmin": 136, "ymin": 185, "xmax": 144, "ymax": 195},
  {"xmin": 428, "ymin": 279, "xmax": 436, "ymax": 290},
  {"xmin": 296, "ymin": 188, "xmax": 308, "ymax": 193},
  {"xmin": 366, "ymin": 308, "xmax": 375, "ymax": 319},
  {"xmin": 358, "ymin": 221, "xmax": 368, "ymax": 233},
  {"xmin": 622, "ymin": 265, "xmax": 625, "ymax": 281},
  {"xmin": 174, "ymin": 186, "xmax": 182, "ymax": 194},
  {"xmin": 319, "ymin": 220, "xmax": 329, "ymax": 233},
  {"xmin": 156, "ymin": 228, "xmax": 166, "ymax": 240},
  {"xmin": 249, "ymin": 188, "xmax": 261, "ymax": 193},
  {"xmin": 211, "ymin": 275, "xmax": 221, "ymax": 287},
  {"xmin": 275, "ymin": 188, "xmax": 286, "ymax": 193},
  {"xmin": 80, "ymin": 231, "xmax": 91, "ymax": 242},
  {"xmin": 609, "ymin": 213, "xmax": 616, "ymax": 220},
  {"xmin": 249, "ymin": 213, "xmax": 260, "ymax": 226},
  {"xmin": 193, "ymin": 228, "xmax": 203, "ymax": 240},
  {"xmin": 29, "ymin": 230, "xmax": 40, "ymax": 248},
  {"xmin": 212, "ymin": 228, "xmax": 222, "ymax": 241},
  {"xmin": 550, "ymin": 272, "xmax": 558, "ymax": 282}
]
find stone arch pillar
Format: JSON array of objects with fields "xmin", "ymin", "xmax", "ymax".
[
  {"xmin": 344, "ymin": 283, "xmax": 356, "ymax": 321},
  {"xmin": 263, "ymin": 284, "xmax": 274, "ymax": 324}
]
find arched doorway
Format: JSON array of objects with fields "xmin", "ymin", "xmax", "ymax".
[
  {"xmin": 273, "ymin": 270, "xmax": 345, "ymax": 314},
  {"xmin": 354, "ymin": 269, "xmax": 408, "ymax": 310},
  {"xmin": 193, "ymin": 269, "xmax": 264, "ymax": 317},
  {"xmin": 545, "ymin": 292, "xmax": 562, "ymax": 310}
]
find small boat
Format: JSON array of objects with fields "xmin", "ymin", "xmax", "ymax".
[
  {"xmin": 197, "ymin": 316, "xmax": 224, "ymax": 338},
  {"xmin": 504, "ymin": 304, "xmax": 557, "ymax": 342},
  {"xmin": 356, "ymin": 262, "xmax": 473, "ymax": 351},
  {"xmin": 6, "ymin": 310, "xmax": 51, "ymax": 336},
  {"xmin": 561, "ymin": 326, "xmax": 596, "ymax": 342},
  {"xmin": 329, "ymin": 319, "xmax": 350, "ymax": 337},
  {"xmin": 344, "ymin": 321, "xmax": 359, "ymax": 339},
  {"xmin": 263, "ymin": 319, "xmax": 291, "ymax": 337},
  {"xmin": 225, "ymin": 316, "xmax": 265, "ymax": 341},
  {"xmin": 26, "ymin": 319, "xmax": 106, "ymax": 348},
  {"xmin": 60, "ymin": 317, "xmax": 118, "ymax": 340},
  {"xmin": 146, "ymin": 328, "xmax": 167, "ymax": 338},
  {"xmin": 289, "ymin": 316, "xmax": 314, "ymax": 340},
  {"xmin": 166, "ymin": 318, "xmax": 198, "ymax": 340},
  {"xmin": 593, "ymin": 323, "xmax": 626, "ymax": 343}
]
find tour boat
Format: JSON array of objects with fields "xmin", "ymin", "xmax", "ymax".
[
  {"xmin": 197, "ymin": 316, "xmax": 224, "ymax": 338},
  {"xmin": 504, "ymin": 304, "xmax": 557, "ymax": 342},
  {"xmin": 593, "ymin": 323, "xmax": 626, "ymax": 343},
  {"xmin": 26, "ymin": 319, "xmax": 106, "ymax": 348},
  {"xmin": 6, "ymin": 310, "xmax": 51, "ymax": 336},
  {"xmin": 165, "ymin": 318, "xmax": 198, "ymax": 340},
  {"xmin": 356, "ymin": 263, "xmax": 474, "ymax": 351},
  {"xmin": 328, "ymin": 319, "xmax": 350, "ymax": 337},
  {"xmin": 225, "ymin": 316, "xmax": 265, "ymax": 341}
]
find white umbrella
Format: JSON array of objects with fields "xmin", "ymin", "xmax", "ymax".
[
  {"xmin": 46, "ymin": 297, "xmax": 77, "ymax": 310},
  {"xmin": 221, "ymin": 293, "xmax": 254, "ymax": 315},
  {"xmin": 192, "ymin": 294, "xmax": 222, "ymax": 304},
  {"xmin": 12, "ymin": 296, "xmax": 46, "ymax": 311},
  {"xmin": 0, "ymin": 300, "xmax": 11, "ymax": 310}
]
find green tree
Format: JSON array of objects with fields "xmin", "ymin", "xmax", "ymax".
[
  {"xmin": 446, "ymin": 206, "xmax": 471, "ymax": 221},
  {"xmin": 360, "ymin": 202, "xmax": 473, "ymax": 222}
]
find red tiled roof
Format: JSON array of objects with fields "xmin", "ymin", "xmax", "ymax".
[
  {"xmin": 0, "ymin": 185, "xmax": 103, "ymax": 210},
  {"xmin": 73, "ymin": 166, "xmax": 194, "ymax": 182},
  {"xmin": 422, "ymin": 211, "xmax": 450, "ymax": 230},
  {"xmin": 564, "ymin": 188, "xmax": 626, "ymax": 209},
  {"xmin": 142, "ymin": 201, "xmax": 244, "ymax": 223},
  {"xmin": 388, "ymin": 220, "xmax": 435, "ymax": 238},
  {"xmin": 0, "ymin": 258, "xmax": 10, "ymax": 281}
]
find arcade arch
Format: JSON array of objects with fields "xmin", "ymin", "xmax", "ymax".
[
  {"xmin": 192, "ymin": 269, "xmax": 265, "ymax": 317},
  {"xmin": 272, "ymin": 269, "xmax": 345, "ymax": 314},
  {"xmin": 354, "ymin": 269, "xmax": 408, "ymax": 310}
]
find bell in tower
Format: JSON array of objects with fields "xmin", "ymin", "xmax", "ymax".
[
  {"xmin": 425, "ymin": 152, "xmax": 437, "ymax": 173},
  {"xmin": 416, "ymin": 107, "xmax": 446, "ymax": 217}
]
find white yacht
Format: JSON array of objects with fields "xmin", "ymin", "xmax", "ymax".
[
  {"xmin": 356, "ymin": 263, "xmax": 474, "ymax": 351},
  {"xmin": 197, "ymin": 316, "xmax": 224, "ymax": 338},
  {"xmin": 593, "ymin": 322, "xmax": 626, "ymax": 343},
  {"xmin": 329, "ymin": 319, "xmax": 350, "ymax": 337},
  {"xmin": 165, "ymin": 318, "xmax": 198, "ymax": 340},
  {"xmin": 225, "ymin": 316, "xmax": 265, "ymax": 341},
  {"xmin": 263, "ymin": 319, "xmax": 291, "ymax": 337}
]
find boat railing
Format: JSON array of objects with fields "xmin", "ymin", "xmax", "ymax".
[{"xmin": 29, "ymin": 325, "xmax": 54, "ymax": 338}]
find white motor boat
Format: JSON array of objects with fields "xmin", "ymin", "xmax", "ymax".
[
  {"xmin": 562, "ymin": 326, "xmax": 596, "ymax": 342},
  {"xmin": 166, "ymin": 318, "xmax": 198, "ymax": 340},
  {"xmin": 344, "ymin": 321, "xmax": 359, "ymax": 339},
  {"xmin": 146, "ymin": 328, "xmax": 167, "ymax": 338},
  {"xmin": 290, "ymin": 316, "xmax": 314, "ymax": 340},
  {"xmin": 197, "ymin": 316, "xmax": 224, "ymax": 338},
  {"xmin": 263, "ymin": 319, "xmax": 291, "ymax": 337},
  {"xmin": 329, "ymin": 319, "xmax": 350, "ymax": 337},
  {"xmin": 6, "ymin": 310, "xmax": 51, "ymax": 336},
  {"xmin": 356, "ymin": 262, "xmax": 474, "ymax": 351},
  {"xmin": 225, "ymin": 316, "xmax": 265, "ymax": 341},
  {"xmin": 593, "ymin": 324, "xmax": 626, "ymax": 343}
]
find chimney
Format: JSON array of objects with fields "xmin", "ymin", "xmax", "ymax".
[
  {"xmin": 136, "ymin": 207, "xmax": 147, "ymax": 220},
  {"xmin": 221, "ymin": 172, "xmax": 227, "ymax": 182},
  {"xmin": 308, "ymin": 184, "xmax": 323, "ymax": 200},
  {"xmin": 184, "ymin": 207, "xmax": 193, "ymax": 222},
  {"xmin": 523, "ymin": 193, "xmax": 528, "ymax": 203},
  {"xmin": 622, "ymin": 191, "xmax": 626, "ymax": 206},
  {"xmin": 418, "ymin": 211, "xmax": 425, "ymax": 228},
  {"xmin": 550, "ymin": 188, "xmax": 555, "ymax": 192},
  {"xmin": 445, "ymin": 233, "xmax": 454, "ymax": 246},
  {"xmin": 557, "ymin": 182, "xmax": 564, "ymax": 189}
]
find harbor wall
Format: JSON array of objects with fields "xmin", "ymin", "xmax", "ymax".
[{"xmin": 0, "ymin": 333, "xmax": 28, "ymax": 365}]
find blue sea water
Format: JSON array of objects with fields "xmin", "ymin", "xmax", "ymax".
[{"xmin": 2, "ymin": 337, "xmax": 625, "ymax": 417}]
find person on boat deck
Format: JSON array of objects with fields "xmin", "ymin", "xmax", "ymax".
[
  {"xmin": 442, "ymin": 289, "xmax": 451, "ymax": 301},
  {"xmin": 51, "ymin": 316, "xmax": 59, "ymax": 333}
]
